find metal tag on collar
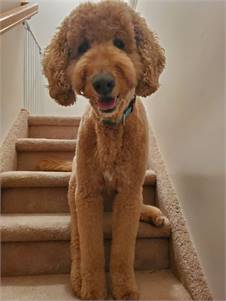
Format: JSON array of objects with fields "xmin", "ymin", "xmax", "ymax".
[{"xmin": 123, "ymin": 113, "xmax": 126, "ymax": 126}]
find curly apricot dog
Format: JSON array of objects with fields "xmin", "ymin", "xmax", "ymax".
[{"xmin": 43, "ymin": 1, "xmax": 165, "ymax": 299}]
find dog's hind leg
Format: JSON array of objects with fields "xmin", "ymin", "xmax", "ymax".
[
  {"xmin": 68, "ymin": 173, "xmax": 81, "ymax": 297},
  {"xmin": 140, "ymin": 203, "xmax": 166, "ymax": 226}
]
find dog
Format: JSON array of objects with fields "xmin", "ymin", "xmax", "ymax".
[{"xmin": 42, "ymin": 1, "xmax": 166, "ymax": 299}]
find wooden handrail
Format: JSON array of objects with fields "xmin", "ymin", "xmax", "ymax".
[{"xmin": 0, "ymin": 3, "xmax": 38, "ymax": 34}]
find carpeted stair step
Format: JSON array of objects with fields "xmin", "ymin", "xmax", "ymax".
[
  {"xmin": 16, "ymin": 138, "xmax": 76, "ymax": 171},
  {"xmin": 1, "ymin": 270, "xmax": 191, "ymax": 300},
  {"xmin": 1, "ymin": 213, "xmax": 171, "ymax": 276},
  {"xmin": 28, "ymin": 115, "xmax": 80, "ymax": 140},
  {"xmin": 1, "ymin": 170, "xmax": 156, "ymax": 213}
]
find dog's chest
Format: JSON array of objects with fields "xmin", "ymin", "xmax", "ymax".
[
  {"xmin": 103, "ymin": 170, "xmax": 113, "ymax": 183},
  {"xmin": 95, "ymin": 122, "xmax": 134, "ymax": 190},
  {"xmin": 102, "ymin": 168, "xmax": 120, "ymax": 196},
  {"xmin": 96, "ymin": 127, "xmax": 123, "ymax": 170},
  {"xmin": 102, "ymin": 163, "xmax": 119, "ymax": 190},
  {"xmin": 97, "ymin": 140, "xmax": 122, "ymax": 190}
]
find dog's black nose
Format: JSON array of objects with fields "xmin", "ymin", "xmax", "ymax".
[{"xmin": 92, "ymin": 73, "xmax": 115, "ymax": 96}]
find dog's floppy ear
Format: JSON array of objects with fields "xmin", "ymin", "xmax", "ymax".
[
  {"xmin": 42, "ymin": 17, "xmax": 76, "ymax": 106},
  {"xmin": 131, "ymin": 11, "xmax": 165, "ymax": 97}
]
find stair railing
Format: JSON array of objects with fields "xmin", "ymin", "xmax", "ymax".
[{"xmin": 23, "ymin": 20, "xmax": 44, "ymax": 114}]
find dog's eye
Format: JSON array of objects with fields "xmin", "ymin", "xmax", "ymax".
[
  {"xmin": 113, "ymin": 38, "xmax": 125, "ymax": 50},
  {"xmin": 78, "ymin": 41, "xmax": 90, "ymax": 55}
]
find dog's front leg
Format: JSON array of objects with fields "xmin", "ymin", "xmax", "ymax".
[
  {"xmin": 76, "ymin": 191, "xmax": 106, "ymax": 300},
  {"xmin": 110, "ymin": 188, "xmax": 142, "ymax": 300},
  {"xmin": 68, "ymin": 173, "xmax": 81, "ymax": 297}
]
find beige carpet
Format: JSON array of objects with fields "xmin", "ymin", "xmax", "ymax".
[{"xmin": 2, "ymin": 270, "xmax": 191, "ymax": 301}]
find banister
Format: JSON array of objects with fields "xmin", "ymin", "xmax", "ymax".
[{"xmin": 0, "ymin": 3, "xmax": 38, "ymax": 34}]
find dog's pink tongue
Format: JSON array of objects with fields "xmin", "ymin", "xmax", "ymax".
[{"xmin": 98, "ymin": 98, "xmax": 116, "ymax": 111}]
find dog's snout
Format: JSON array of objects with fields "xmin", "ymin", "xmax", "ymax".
[{"xmin": 92, "ymin": 73, "xmax": 115, "ymax": 96}]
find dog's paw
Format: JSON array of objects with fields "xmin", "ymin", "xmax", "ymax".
[
  {"xmin": 140, "ymin": 205, "xmax": 168, "ymax": 227},
  {"xmin": 112, "ymin": 289, "xmax": 139, "ymax": 300},
  {"xmin": 80, "ymin": 273, "xmax": 107, "ymax": 300},
  {"xmin": 111, "ymin": 269, "xmax": 139, "ymax": 300},
  {"xmin": 80, "ymin": 286, "xmax": 107, "ymax": 300},
  {"xmin": 152, "ymin": 214, "xmax": 166, "ymax": 227},
  {"xmin": 71, "ymin": 283, "xmax": 81, "ymax": 299},
  {"xmin": 70, "ymin": 265, "xmax": 81, "ymax": 298}
]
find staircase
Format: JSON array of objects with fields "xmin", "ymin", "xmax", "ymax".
[{"xmin": 1, "ymin": 115, "xmax": 191, "ymax": 300}]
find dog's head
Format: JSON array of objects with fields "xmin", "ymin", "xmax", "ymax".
[{"xmin": 43, "ymin": 1, "xmax": 165, "ymax": 121}]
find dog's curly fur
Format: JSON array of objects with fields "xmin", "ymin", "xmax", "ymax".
[{"xmin": 42, "ymin": 1, "xmax": 166, "ymax": 299}]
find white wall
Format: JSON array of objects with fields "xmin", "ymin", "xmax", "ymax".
[
  {"xmin": 136, "ymin": 1, "xmax": 225, "ymax": 299},
  {"xmin": 0, "ymin": 24, "xmax": 25, "ymax": 142}
]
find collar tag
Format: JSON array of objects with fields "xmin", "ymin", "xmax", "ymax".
[{"xmin": 123, "ymin": 114, "xmax": 126, "ymax": 126}]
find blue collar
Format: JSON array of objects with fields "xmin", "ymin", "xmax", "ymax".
[{"xmin": 102, "ymin": 95, "xmax": 136, "ymax": 127}]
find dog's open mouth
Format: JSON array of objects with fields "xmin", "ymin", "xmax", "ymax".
[{"xmin": 98, "ymin": 96, "xmax": 118, "ymax": 113}]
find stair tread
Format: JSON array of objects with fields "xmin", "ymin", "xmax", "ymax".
[
  {"xmin": 1, "ymin": 169, "xmax": 156, "ymax": 187},
  {"xmin": 1, "ymin": 213, "xmax": 171, "ymax": 242},
  {"xmin": 1, "ymin": 269, "xmax": 191, "ymax": 300},
  {"xmin": 16, "ymin": 138, "xmax": 76, "ymax": 152},
  {"xmin": 28, "ymin": 115, "xmax": 81, "ymax": 126},
  {"xmin": 1, "ymin": 171, "xmax": 71, "ymax": 187}
]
